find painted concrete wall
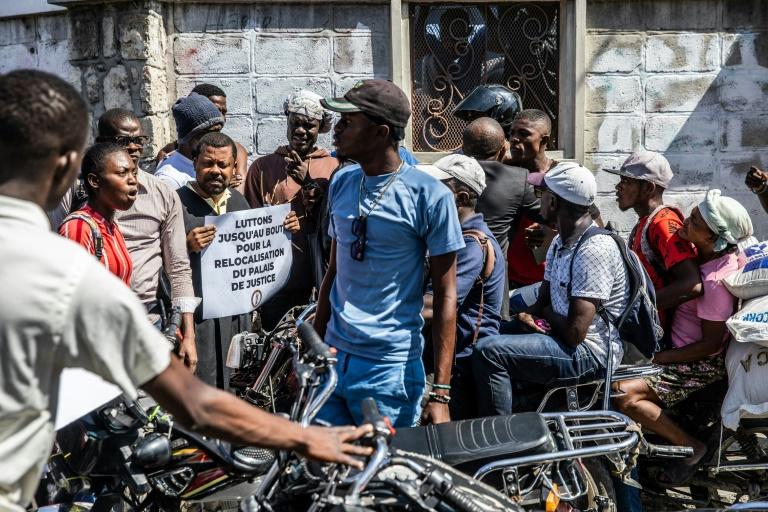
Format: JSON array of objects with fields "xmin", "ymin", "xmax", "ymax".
[
  {"xmin": 585, "ymin": 0, "xmax": 768, "ymax": 237},
  {"xmin": 0, "ymin": 1, "xmax": 766, "ymax": 237},
  {"xmin": 170, "ymin": 3, "xmax": 391, "ymax": 157}
]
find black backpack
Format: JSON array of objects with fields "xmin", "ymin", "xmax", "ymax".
[{"xmin": 568, "ymin": 226, "xmax": 663, "ymax": 360}]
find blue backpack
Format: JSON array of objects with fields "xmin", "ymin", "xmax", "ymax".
[{"xmin": 569, "ymin": 226, "xmax": 663, "ymax": 360}]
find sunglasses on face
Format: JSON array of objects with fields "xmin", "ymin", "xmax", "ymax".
[
  {"xmin": 534, "ymin": 185, "xmax": 549, "ymax": 198},
  {"xmin": 98, "ymin": 135, "xmax": 150, "ymax": 147},
  {"xmin": 350, "ymin": 215, "xmax": 367, "ymax": 262}
]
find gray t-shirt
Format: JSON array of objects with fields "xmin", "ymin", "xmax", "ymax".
[{"xmin": 544, "ymin": 225, "xmax": 629, "ymax": 368}]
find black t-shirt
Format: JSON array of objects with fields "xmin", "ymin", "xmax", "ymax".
[{"xmin": 476, "ymin": 160, "xmax": 543, "ymax": 254}]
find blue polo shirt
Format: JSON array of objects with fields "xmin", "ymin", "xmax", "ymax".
[{"xmin": 327, "ymin": 164, "xmax": 464, "ymax": 362}]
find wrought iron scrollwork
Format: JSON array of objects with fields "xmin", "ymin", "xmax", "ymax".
[{"xmin": 411, "ymin": 3, "xmax": 560, "ymax": 152}]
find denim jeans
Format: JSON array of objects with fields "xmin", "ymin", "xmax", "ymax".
[
  {"xmin": 315, "ymin": 350, "xmax": 426, "ymax": 428},
  {"xmin": 472, "ymin": 333, "xmax": 604, "ymax": 416}
]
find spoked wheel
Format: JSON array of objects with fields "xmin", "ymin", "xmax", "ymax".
[{"xmin": 574, "ymin": 458, "xmax": 616, "ymax": 512}]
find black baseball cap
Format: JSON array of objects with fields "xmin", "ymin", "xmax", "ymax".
[{"xmin": 321, "ymin": 79, "xmax": 411, "ymax": 128}]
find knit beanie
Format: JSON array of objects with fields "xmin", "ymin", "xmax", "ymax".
[{"xmin": 172, "ymin": 93, "xmax": 224, "ymax": 144}]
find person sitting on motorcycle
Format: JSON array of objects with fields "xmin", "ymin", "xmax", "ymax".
[
  {"xmin": 473, "ymin": 163, "xmax": 630, "ymax": 416},
  {"xmin": 419, "ymin": 155, "xmax": 506, "ymax": 420},
  {"xmin": 614, "ymin": 190, "xmax": 754, "ymax": 485}
]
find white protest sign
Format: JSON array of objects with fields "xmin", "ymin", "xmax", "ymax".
[{"xmin": 201, "ymin": 204, "xmax": 292, "ymax": 319}]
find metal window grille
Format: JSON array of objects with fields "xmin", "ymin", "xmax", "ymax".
[{"xmin": 410, "ymin": 3, "xmax": 560, "ymax": 152}]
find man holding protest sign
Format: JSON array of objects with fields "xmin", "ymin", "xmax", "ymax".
[
  {"xmin": 176, "ymin": 132, "xmax": 252, "ymax": 390},
  {"xmin": 245, "ymin": 90, "xmax": 338, "ymax": 330}
]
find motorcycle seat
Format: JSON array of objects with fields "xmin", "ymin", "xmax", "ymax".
[{"xmin": 392, "ymin": 413, "xmax": 556, "ymax": 473}]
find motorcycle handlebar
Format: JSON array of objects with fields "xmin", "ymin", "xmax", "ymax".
[{"xmin": 296, "ymin": 322, "xmax": 332, "ymax": 361}]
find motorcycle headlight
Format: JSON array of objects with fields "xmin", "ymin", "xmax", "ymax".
[
  {"xmin": 226, "ymin": 332, "xmax": 265, "ymax": 369},
  {"xmin": 226, "ymin": 333, "xmax": 246, "ymax": 369}
]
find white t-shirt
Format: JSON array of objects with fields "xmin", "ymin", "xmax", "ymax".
[
  {"xmin": 0, "ymin": 195, "xmax": 171, "ymax": 511},
  {"xmin": 544, "ymin": 225, "xmax": 629, "ymax": 369},
  {"xmin": 154, "ymin": 151, "xmax": 195, "ymax": 190}
]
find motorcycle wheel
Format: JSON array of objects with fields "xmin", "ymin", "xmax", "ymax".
[{"xmin": 573, "ymin": 459, "xmax": 616, "ymax": 512}]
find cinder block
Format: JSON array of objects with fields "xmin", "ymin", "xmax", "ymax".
[
  {"xmin": 69, "ymin": 9, "xmax": 100, "ymax": 60},
  {"xmin": 722, "ymin": 33, "xmax": 768, "ymax": 68},
  {"xmin": 0, "ymin": 17, "xmax": 36, "ymax": 46},
  {"xmin": 586, "ymin": 35, "xmax": 642, "ymax": 73},
  {"xmin": 253, "ymin": 37, "xmax": 330, "ymax": 75},
  {"xmin": 222, "ymin": 116, "xmax": 255, "ymax": 155},
  {"xmin": 719, "ymin": 152, "xmax": 768, "ymax": 193},
  {"xmin": 584, "ymin": 116, "xmax": 642, "ymax": 153},
  {"xmin": 587, "ymin": 0, "xmax": 717, "ymax": 31},
  {"xmin": 645, "ymin": 115, "xmax": 718, "ymax": 153},
  {"xmin": 177, "ymin": 77, "xmax": 253, "ymax": 116},
  {"xmin": 333, "ymin": 35, "xmax": 389, "ymax": 75},
  {"xmin": 256, "ymin": 117, "xmax": 286, "ymax": 155},
  {"xmin": 645, "ymin": 75, "xmax": 719, "ymax": 112},
  {"xmin": 723, "ymin": 0, "xmax": 768, "ymax": 30},
  {"xmin": 335, "ymin": 75, "xmax": 376, "ymax": 95},
  {"xmin": 37, "ymin": 14, "xmax": 69, "ymax": 43},
  {"xmin": 721, "ymin": 115, "xmax": 768, "ymax": 152},
  {"xmin": 141, "ymin": 65, "xmax": 168, "ymax": 115},
  {"xmin": 333, "ymin": 5, "xmax": 389, "ymax": 34},
  {"xmin": 174, "ymin": 3, "xmax": 255, "ymax": 32},
  {"xmin": 175, "ymin": 36, "xmax": 250, "ymax": 75},
  {"xmin": 255, "ymin": 4, "xmax": 331, "ymax": 32},
  {"xmin": 254, "ymin": 76, "xmax": 332, "ymax": 115},
  {"xmin": 0, "ymin": 44, "xmax": 36, "ymax": 74},
  {"xmin": 586, "ymin": 75, "xmax": 642, "ymax": 113},
  {"xmin": 663, "ymin": 154, "xmax": 717, "ymax": 190},
  {"xmin": 103, "ymin": 64, "xmax": 133, "ymax": 111},
  {"xmin": 719, "ymin": 71, "xmax": 768, "ymax": 112},
  {"xmin": 645, "ymin": 34, "xmax": 719, "ymax": 72}
]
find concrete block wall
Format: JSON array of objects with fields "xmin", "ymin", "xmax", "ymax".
[
  {"xmin": 586, "ymin": 0, "xmax": 768, "ymax": 237},
  {"xmin": 171, "ymin": 3, "xmax": 391, "ymax": 159}
]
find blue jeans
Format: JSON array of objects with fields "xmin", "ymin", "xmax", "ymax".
[
  {"xmin": 472, "ymin": 333, "xmax": 604, "ymax": 416},
  {"xmin": 315, "ymin": 350, "xmax": 426, "ymax": 428}
]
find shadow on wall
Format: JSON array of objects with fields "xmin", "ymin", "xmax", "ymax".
[{"xmin": 584, "ymin": 0, "xmax": 768, "ymax": 239}]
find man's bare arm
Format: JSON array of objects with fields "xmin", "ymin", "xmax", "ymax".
[
  {"xmin": 542, "ymin": 296, "xmax": 599, "ymax": 348},
  {"xmin": 142, "ymin": 357, "xmax": 371, "ymax": 467},
  {"xmin": 655, "ymin": 259, "xmax": 703, "ymax": 312},
  {"xmin": 313, "ymin": 239, "xmax": 336, "ymax": 338}
]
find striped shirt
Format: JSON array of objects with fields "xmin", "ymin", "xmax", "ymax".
[{"xmin": 59, "ymin": 205, "xmax": 133, "ymax": 285}]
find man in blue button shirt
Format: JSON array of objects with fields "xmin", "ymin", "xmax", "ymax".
[
  {"xmin": 314, "ymin": 80, "xmax": 464, "ymax": 427},
  {"xmin": 419, "ymin": 155, "xmax": 505, "ymax": 420}
]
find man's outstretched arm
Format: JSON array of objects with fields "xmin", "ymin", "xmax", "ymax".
[{"xmin": 142, "ymin": 357, "xmax": 372, "ymax": 467}]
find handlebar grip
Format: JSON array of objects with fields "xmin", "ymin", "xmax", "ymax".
[
  {"xmin": 296, "ymin": 322, "xmax": 332, "ymax": 360},
  {"xmin": 646, "ymin": 443, "xmax": 694, "ymax": 458}
]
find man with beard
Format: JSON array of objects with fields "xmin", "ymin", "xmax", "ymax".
[
  {"xmin": 245, "ymin": 90, "xmax": 338, "ymax": 330},
  {"xmin": 176, "ymin": 132, "xmax": 252, "ymax": 390}
]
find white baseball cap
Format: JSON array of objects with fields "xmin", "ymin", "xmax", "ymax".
[
  {"xmin": 543, "ymin": 161, "xmax": 596, "ymax": 206},
  {"xmin": 417, "ymin": 154, "xmax": 486, "ymax": 196}
]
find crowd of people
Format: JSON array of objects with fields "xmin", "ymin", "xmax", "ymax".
[{"xmin": 2, "ymin": 67, "xmax": 768, "ymax": 511}]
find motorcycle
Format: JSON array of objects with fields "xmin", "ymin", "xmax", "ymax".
[{"xmin": 239, "ymin": 317, "xmax": 522, "ymax": 511}]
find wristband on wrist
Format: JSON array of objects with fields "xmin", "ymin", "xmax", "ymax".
[
  {"xmin": 428, "ymin": 391, "xmax": 451, "ymax": 404},
  {"xmin": 432, "ymin": 383, "xmax": 451, "ymax": 390}
]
